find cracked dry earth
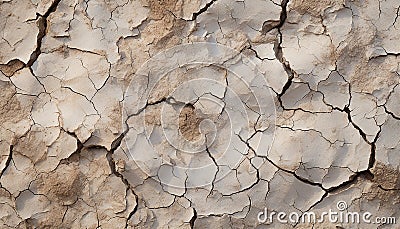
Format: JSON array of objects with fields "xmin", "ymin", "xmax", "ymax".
[{"xmin": 1, "ymin": 0, "xmax": 400, "ymax": 228}]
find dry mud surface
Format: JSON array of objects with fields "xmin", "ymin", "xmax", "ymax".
[{"xmin": 1, "ymin": 0, "xmax": 400, "ymax": 228}]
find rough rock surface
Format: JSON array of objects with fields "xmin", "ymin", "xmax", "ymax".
[{"xmin": 0, "ymin": 0, "xmax": 400, "ymax": 228}]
